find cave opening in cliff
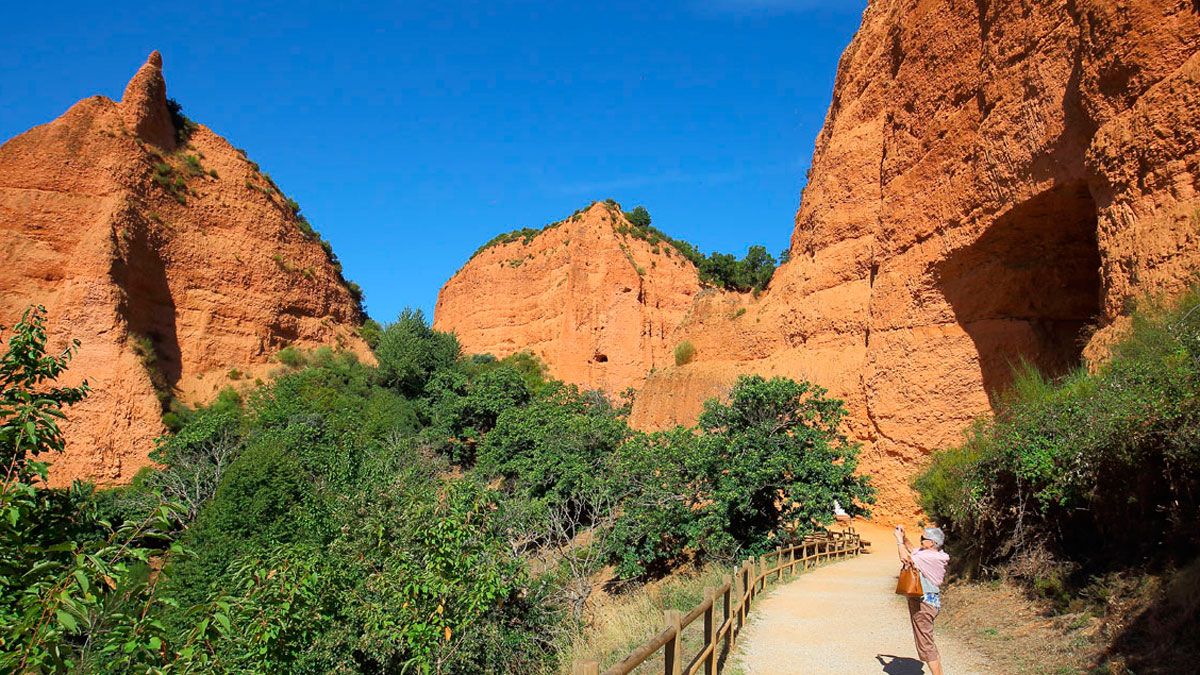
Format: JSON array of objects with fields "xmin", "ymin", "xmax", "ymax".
[
  {"xmin": 936, "ymin": 181, "xmax": 1102, "ymax": 404},
  {"xmin": 111, "ymin": 222, "xmax": 182, "ymax": 409}
]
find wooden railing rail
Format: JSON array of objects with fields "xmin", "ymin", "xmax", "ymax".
[{"xmin": 573, "ymin": 528, "xmax": 864, "ymax": 675}]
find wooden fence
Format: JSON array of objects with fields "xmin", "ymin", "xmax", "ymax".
[{"xmin": 572, "ymin": 528, "xmax": 863, "ymax": 675}]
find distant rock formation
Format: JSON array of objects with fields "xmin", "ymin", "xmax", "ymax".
[
  {"xmin": 435, "ymin": 202, "xmax": 710, "ymax": 396},
  {"xmin": 437, "ymin": 0, "xmax": 1200, "ymax": 520},
  {"xmin": 0, "ymin": 52, "xmax": 370, "ymax": 485}
]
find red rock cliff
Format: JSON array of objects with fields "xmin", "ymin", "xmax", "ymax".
[
  {"xmin": 437, "ymin": 0, "xmax": 1200, "ymax": 520},
  {"xmin": 0, "ymin": 52, "xmax": 370, "ymax": 485},
  {"xmin": 434, "ymin": 202, "xmax": 707, "ymax": 396}
]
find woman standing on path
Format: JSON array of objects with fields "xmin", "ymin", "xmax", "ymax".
[{"xmin": 895, "ymin": 526, "xmax": 950, "ymax": 675}]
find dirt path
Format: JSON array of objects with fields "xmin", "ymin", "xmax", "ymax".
[{"xmin": 731, "ymin": 523, "xmax": 994, "ymax": 674}]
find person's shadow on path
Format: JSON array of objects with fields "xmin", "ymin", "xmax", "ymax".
[{"xmin": 875, "ymin": 654, "xmax": 925, "ymax": 674}]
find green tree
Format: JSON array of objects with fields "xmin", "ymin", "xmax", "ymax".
[
  {"xmin": 0, "ymin": 307, "xmax": 223, "ymax": 672},
  {"xmin": 476, "ymin": 384, "xmax": 629, "ymax": 510},
  {"xmin": 0, "ymin": 306, "xmax": 89, "ymax": 482},
  {"xmin": 374, "ymin": 309, "xmax": 461, "ymax": 396},
  {"xmin": 625, "ymin": 205, "xmax": 652, "ymax": 228},
  {"xmin": 609, "ymin": 375, "xmax": 874, "ymax": 576},
  {"xmin": 694, "ymin": 375, "xmax": 873, "ymax": 549},
  {"xmin": 358, "ymin": 317, "xmax": 384, "ymax": 349},
  {"xmin": 737, "ymin": 245, "xmax": 776, "ymax": 292},
  {"xmin": 425, "ymin": 363, "xmax": 535, "ymax": 463}
]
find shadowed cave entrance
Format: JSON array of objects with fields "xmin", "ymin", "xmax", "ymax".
[
  {"xmin": 936, "ymin": 181, "xmax": 1102, "ymax": 404},
  {"xmin": 110, "ymin": 221, "xmax": 182, "ymax": 409}
]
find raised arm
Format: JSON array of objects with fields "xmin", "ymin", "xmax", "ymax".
[{"xmin": 894, "ymin": 526, "xmax": 913, "ymax": 564}]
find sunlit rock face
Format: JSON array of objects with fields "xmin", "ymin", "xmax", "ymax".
[
  {"xmin": 435, "ymin": 202, "xmax": 707, "ymax": 397},
  {"xmin": 449, "ymin": 0, "xmax": 1200, "ymax": 520},
  {"xmin": 0, "ymin": 52, "xmax": 369, "ymax": 485}
]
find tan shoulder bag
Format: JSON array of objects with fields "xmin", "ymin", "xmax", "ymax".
[{"xmin": 895, "ymin": 562, "xmax": 923, "ymax": 597}]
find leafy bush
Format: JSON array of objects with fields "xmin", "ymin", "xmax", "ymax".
[
  {"xmin": 374, "ymin": 309, "xmax": 461, "ymax": 396},
  {"xmin": 165, "ymin": 98, "xmax": 198, "ymax": 144},
  {"xmin": 674, "ymin": 340, "xmax": 696, "ymax": 366},
  {"xmin": 425, "ymin": 360, "xmax": 537, "ymax": 463},
  {"xmin": 358, "ymin": 318, "xmax": 383, "ymax": 349},
  {"xmin": 151, "ymin": 161, "xmax": 188, "ymax": 204},
  {"xmin": 625, "ymin": 205, "xmax": 652, "ymax": 228},
  {"xmin": 158, "ymin": 349, "xmax": 550, "ymax": 672},
  {"xmin": 182, "ymin": 154, "xmax": 205, "ymax": 176},
  {"xmin": 0, "ymin": 308, "xmax": 219, "ymax": 672},
  {"xmin": 915, "ymin": 286, "xmax": 1200, "ymax": 572},
  {"xmin": 275, "ymin": 345, "xmax": 306, "ymax": 368},
  {"xmin": 130, "ymin": 333, "xmax": 172, "ymax": 407},
  {"xmin": 476, "ymin": 383, "xmax": 630, "ymax": 508}
]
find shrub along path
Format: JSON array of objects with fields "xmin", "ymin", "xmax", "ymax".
[{"xmin": 732, "ymin": 523, "xmax": 992, "ymax": 674}]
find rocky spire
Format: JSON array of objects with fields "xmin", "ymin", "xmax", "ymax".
[{"xmin": 120, "ymin": 51, "xmax": 176, "ymax": 149}]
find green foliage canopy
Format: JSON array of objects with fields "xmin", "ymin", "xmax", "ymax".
[
  {"xmin": 608, "ymin": 375, "xmax": 875, "ymax": 576},
  {"xmin": 375, "ymin": 309, "xmax": 461, "ymax": 396}
]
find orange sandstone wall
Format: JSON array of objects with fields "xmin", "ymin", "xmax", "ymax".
[
  {"xmin": 633, "ymin": 0, "xmax": 1200, "ymax": 520},
  {"xmin": 0, "ymin": 52, "xmax": 370, "ymax": 485},
  {"xmin": 437, "ymin": 0, "xmax": 1200, "ymax": 521},
  {"xmin": 435, "ymin": 203, "xmax": 706, "ymax": 396}
]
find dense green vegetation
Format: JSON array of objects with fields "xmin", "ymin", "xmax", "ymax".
[
  {"xmin": 915, "ymin": 286, "xmax": 1200, "ymax": 669},
  {"xmin": 470, "ymin": 227, "xmax": 549, "ymax": 259},
  {"xmin": 916, "ymin": 287, "xmax": 1200, "ymax": 569},
  {"xmin": 1, "ymin": 305, "xmax": 871, "ymax": 673},
  {"xmin": 165, "ymin": 98, "xmax": 198, "ymax": 145}
]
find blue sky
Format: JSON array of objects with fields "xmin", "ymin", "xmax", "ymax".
[{"xmin": 1, "ymin": 0, "xmax": 866, "ymax": 321}]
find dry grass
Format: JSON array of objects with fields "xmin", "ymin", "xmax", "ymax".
[
  {"xmin": 939, "ymin": 578, "xmax": 1100, "ymax": 674},
  {"xmin": 558, "ymin": 564, "xmax": 734, "ymax": 674},
  {"xmin": 940, "ymin": 556, "xmax": 1200, "ymax": 675}
]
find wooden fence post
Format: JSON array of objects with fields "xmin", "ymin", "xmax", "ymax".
[
  {"xmin": 747, "ymin": 557, "xmax": 754, "ymax": 602},
  {"xmin": 776, "ymin": 546, "xmax": 783, "ymax": 581},
  {"xmin": 750, "ymin": 558, "xmax": 759, "ymax": 608},
  {"xmin": 731, "ymin": 566, "xmax": 742, "ymax": 648},
  {"xmin": 723, "ymin": 577, "xmax": 734, "ymax": 654},
  {"xmin": 664, "ymin": 609, "xmax": 682, "ymax": 675},
  {"xmin": 704, "ymin": 587, "xmax": 717, "ymax": 675},
  {"xmin": 573, "ymin": 661, "xmax": 599, "ymax": 675}
]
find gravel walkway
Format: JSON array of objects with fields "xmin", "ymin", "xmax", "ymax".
[{"xmin": 731, "ymin": 523, "xmax": 994, "ymax": 675}]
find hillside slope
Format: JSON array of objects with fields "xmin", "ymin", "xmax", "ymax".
[{"xmin": 0, "ymin": 52, "xmax": 370, "ymax": 485}]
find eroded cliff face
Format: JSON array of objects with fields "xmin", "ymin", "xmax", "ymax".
[
  {"xmin": 434, "ymin": 203, "xmax": 706, "ymax": 396},
  {"xmin": 633, "ymin": 0, "xmax": 1200, "ymax": 520},
  {"xmin": 0, "ymin": 52, "xmax": 370, "ymax": 485},
  {"xmin": 437, "ymin": 0, "xmax": 1200, "ymax": 520}
]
